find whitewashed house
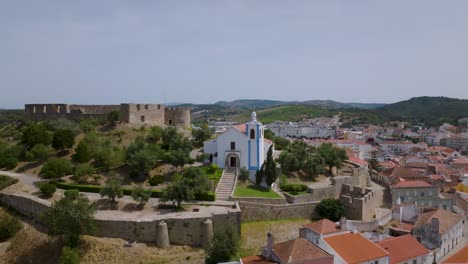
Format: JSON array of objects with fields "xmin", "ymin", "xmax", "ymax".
[{"xmin": 203, "ymin": 112, "xmax": 273, "ymax": 175}]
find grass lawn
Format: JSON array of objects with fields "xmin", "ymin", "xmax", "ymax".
[
  {"xmin": 239, "ymin": 218, "xmax": 312, "ymax": 257},
  {"xmin": 233, "ymin": 184, "xmax": 281, "ymax": 198}
]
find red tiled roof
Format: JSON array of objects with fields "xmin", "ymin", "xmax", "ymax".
[
  {"xmin": 303, "ymin": 219, "xmax": 342, "ymax": 235},
  {"xmin": 452, "ymin": 158, "xmax": 468, "ymax": 165},
  {"xmin": 272, "ymin": 238, "xmax": 333, "ymax": 264},
  {"xmin": 376, "ymin": 235, "xmax": 430, "ymax": 264},
  {"xmin": 414, "ymin": 209, "xmax": 464, "ymax": 235},
  {"xmin": 240, "ymin": 255, "xmax": 275, "ymax": 264},
  {"xmin": 390, "ymin": 222, "xmax": 414, "ymax": 232},
  {"xmin": 381, "ymin": 167, "xmax": 423, "ymax": 179},
  {"xmin": 233, "ymin": 124, "xmax": 247, "ymax": 134},
  {"xmin": 430, "ymin": 174, "xmax": 445, "ymax": 181},
  {"xmin": 393, "ymin": 180, "xmax": 433, "ymax": 188},
  {"xmin": 323, "ymin": 233, "xmax": 389, "ymax": 264},
  {"xmin": 443, "ymin": 246, "xmax": 468, "ymax": 264},
  {"xmin": 348, "ymin": 156, "xmax": 368, "ymax": 166}
]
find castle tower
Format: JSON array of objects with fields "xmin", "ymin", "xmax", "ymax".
[{"xmin": 246, "ymin": 111, "xmax": 265, "ymax": 171}]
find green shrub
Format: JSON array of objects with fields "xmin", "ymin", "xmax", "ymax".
[
  {"xmin": 280, "ymin": 184, "xmax": 307, "ymax": 192},
  {"xmin": 194, "ymin": 191, "xmax": 216, "ymax": 201},
  {"xmin": 148, "ymin": 175, "xmax": 164, "ymax": 186},
  {"xmin": 54, "ymin": 182, "xmax": 163, "ymax": 198},
  {"xmin": 0, "ymin": 212, "xmax": 22, "ymax": 241},
  {"xmin": 38, "ymin": 182, "xmax": 56, "ymax": 198},
  {"xmin": 40, "ymin": 158, "xmax": 73, "ymax": 179},
  {"xmin": 64, "ymin": 189, "xmax": 80, "ymax": 199},
  {"xmin": 55, "ymin": 182, "xmax": 102, "ymax": 193},
  {"xmin": 60, "ymin": 246, "xmax": 80, "ymax": 264},
  {"xmin": 207, "ymin": 164, "xmax": 219, "ymax": 174},
  {"xmin": 2, "ymin": 157, "xmax": 18, "ymax": 170},
  {"xmin": 0, "ymin": 175, "xmax": 19, "ymax": 191}
]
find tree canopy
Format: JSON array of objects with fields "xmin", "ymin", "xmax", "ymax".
[
  {"xmin": 161, "ymin": 167, "xmax": 210, "ymax": 207},
  {"xmin": 40, "ymin": 158, "xmax": 73, "ymax": 179},
  {"xmin": 52, "ymin": 129, "xmax": 75, "ymax": 151},
  {"xmin": 315, "ymin": 198, "xmax": 346, "ymax": 222},
  {"xmin": 41, "ymin": 192, "xmax": 96, "ymax": 247},
  {"xmin": 21, "ymin": 123, "xmax": 52, "ymax": 149}
]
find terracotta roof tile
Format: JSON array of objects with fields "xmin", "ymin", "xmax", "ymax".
[
  {"xmin": 233, "ymin": 124, "xmax": 247, "ymax": 134},
  {"xmin": 303, "ymin": 219, "xmax": 342, "ymax": 235},
  {"xmin": 381, "ymin": 167, "xmax": 422, "ymax": 179},
  {"xmin": 240, "ymin": 255, "xmax": 275, "ymax": 264},
  {"xmin": 393, "ymin": 180, "xmax": 434, "ymax": 188},
  {"xmin": 323, "ymin": 233, "xmax": 389, "ymax": 264},
  {"xmin": 272, "ymin": 238, "xmax": 333, "ymax": 264},
  {"xmin": 443, "ymin": 246, "xmax": 468, "ymax": 264},
  {"xmin": 376, "ymin": 235, "xmax": 430, "ymax": 264},
  {"xmin": 414, "ymin": 209, "xmax": 464, "ymax": 235}
]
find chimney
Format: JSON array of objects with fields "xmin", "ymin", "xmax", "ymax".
[
  {"xmin": 400, "ymin": 157, "xmax": 407, "ymax": 167},
  {"xmin": 339, "ymin": 217, "xmax": 348, "ymax": 231},
  {"xmin": 431, "ymin": 218, "xmax": 440, "ymax": 234},
  {"xmin": 262, "ymin": 232, "xmax": 274, "ymax": 260}
]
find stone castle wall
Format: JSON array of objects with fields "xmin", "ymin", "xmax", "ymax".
[
  {"xmin": 164, "ymin": 107, "xmax": 191, "ymax": 127},
  {"xmin": 340, "ymin": 184, "xmax": 381, "ymax": 221},
  {"xmin": 0, "ymin": 192, "xmax": 239, "ymax": 247},
  {"xmin": 24, "ymin": 103, "xmax": 191, "ymax": 126},
  {"xmin": 120, "ymin": 103, "xmax": 165, "ymax": 124},
  {"xmin": 238, "ymin": 201, "xmax": 319, "ymax": 221}
]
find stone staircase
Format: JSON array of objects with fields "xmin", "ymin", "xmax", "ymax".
[{"xmin": 215, "ymin": 169, "xmax": 237, "ymax": 201}]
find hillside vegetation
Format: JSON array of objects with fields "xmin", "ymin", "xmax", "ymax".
[{"xmin": 376, "ymin": 96, "xmax": 468, "ymax": 125}]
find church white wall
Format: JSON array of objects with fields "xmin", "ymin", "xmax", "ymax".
[{"xmin": 215, "ymin": 128, "xmax": 249, "ymax": 169}]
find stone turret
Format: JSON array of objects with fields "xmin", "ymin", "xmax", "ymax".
[{"xmin": 156, "ymin": 221, "xmax": 170, "ymax": 248}]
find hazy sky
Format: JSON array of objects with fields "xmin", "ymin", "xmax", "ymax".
[{"xmin": 2, "ymin": 1, "xmax": 468, "ymax": 108}]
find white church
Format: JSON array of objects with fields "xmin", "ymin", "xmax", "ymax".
[{"xmin": 203, "ymin": 112, "xmax": 273, "ymax": 173}]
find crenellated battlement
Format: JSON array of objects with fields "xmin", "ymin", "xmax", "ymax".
[{"xmin": 24, "ymin": 103, "xmax": 191, "ymax": 126}]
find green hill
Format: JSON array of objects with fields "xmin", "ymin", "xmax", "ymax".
[{"xmin": 376, "ymin": 96, "xmax": 468, "ymax": 125}]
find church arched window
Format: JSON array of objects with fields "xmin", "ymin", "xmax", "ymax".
[{"xmin": 250, "ymin": 129, "xmax": 255, "ymax": 139}]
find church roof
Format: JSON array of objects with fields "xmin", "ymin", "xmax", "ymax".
[{"xmin": 233, "ymin": 124, "xmax": 247, "ymax": 134}]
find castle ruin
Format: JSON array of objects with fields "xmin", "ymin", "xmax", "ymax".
[{"xmin": 24, "ymin": 103, "xmax": 191, "ymax": 127}]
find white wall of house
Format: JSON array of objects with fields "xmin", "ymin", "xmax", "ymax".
[{"xmin": 435, "ymin": 220, "xmax": 464, "ymax": 262}]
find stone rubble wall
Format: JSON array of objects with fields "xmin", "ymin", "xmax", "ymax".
[
  {"xmin": 0, "ymin": 192, "xmax": 240, "ymax": 247},
  {"xmin": 238, "ymin": 201, "xmax": 319, "ymax": 221}
]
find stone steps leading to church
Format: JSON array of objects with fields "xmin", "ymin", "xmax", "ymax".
[{"xmin": 215, "ymin": 170, "xmax": 237, "ymax": 201}]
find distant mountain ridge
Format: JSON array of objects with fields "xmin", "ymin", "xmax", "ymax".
[{"xmin": 213, "ymin": 99, "xmax": 385, "ymax": 109}]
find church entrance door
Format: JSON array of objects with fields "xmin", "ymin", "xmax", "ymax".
[{"xmin": 225, "ymin": 154, "xmax": 240, "ymax": 169}]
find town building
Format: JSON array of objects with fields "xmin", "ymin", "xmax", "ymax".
[
  {"xmin": 203, "ymin": 112, "xmax": 273, "ymax": 175},
  {"xmin": 321, "ymin": 232, "xmax": 390, "ymax": 264},
  {"xmin": 380, "ymin": 141, "xmax": 417, "ymax": 155},
  {"xmin": 390, "ymin": 180, "xmax": 453, "ymax": 209},
  {"xmin": 412, "ymin": 209, "xmax": 465, "ymax": 262},
  {"xmin": 441, "ymin": 135, "xmax": 468, "ymax": 153},
  {"xmin": 375, "ymin": 235, "xmax": 430, "ymax": 264}
]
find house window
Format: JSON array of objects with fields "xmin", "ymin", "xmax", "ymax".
[
  {"xmin": 157, "ymin": 104, "xmax": 161, "ymax": 110},
  {"xmin": 250, "ymin": 129, "xmax": 255, "ymax": 139},
  {"xmin": 141, "ymin": 115, "xmax": 145, "ymax": 122},
  {"xmin": 230, "ymin": 142, "xmax": 235, "ymax": 150},
  {"xmin": 421, "ymin": 192, "xmax": 425, "ymax": 196},
  {"xmin": 136, "ymin": 104, "xmax": 141, "ymax": 111},
  {"xmin": 144, "ymin": 104, "xmax": 149, "ymax": 110}
]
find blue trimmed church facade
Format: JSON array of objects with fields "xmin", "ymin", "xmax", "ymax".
[{"xmin": 203, "ymin": 112, "xmax": 273, "ymax": 174}]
